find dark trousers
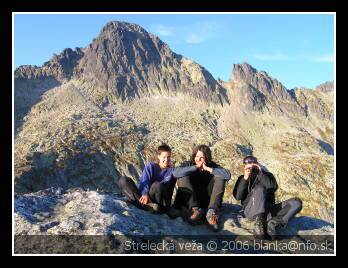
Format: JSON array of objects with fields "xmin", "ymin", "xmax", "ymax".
[
  {"xmin": 173, "ymin": 175, "xmax": 226, "ymax": 211},
  {"xmin": 118, "ymin": 176, "xmax": 176, "ymax": 209},
  {"xmin": 243, "ymin": 185, "xmax": 303, "ymax": 225}
]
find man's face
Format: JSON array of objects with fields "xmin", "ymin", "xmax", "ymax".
[
  {"xmin": 244, "ymin": 163, "xmax": 254, "ymax": 171},
  {"xmin": 194, "ymin": 150, "xmax": 206, "ymax": 165},
  {"xmin": 158, "ymin": 151, "xmax": 171, "ymax": 168}
]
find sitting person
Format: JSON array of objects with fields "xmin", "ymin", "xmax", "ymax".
[
  {"xmin": 118, "ymin": 144, "xmax": 180, "ymax": 218},
  {"xmin": 173, "ymin": 144, "xmax": 231, "ymax": 231},
  {"xmin": 233, "ymin": 155, "xmax": 303, "ymax": 239}
]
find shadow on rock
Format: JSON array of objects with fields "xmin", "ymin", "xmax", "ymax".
[
  {"xmin": 220, "ymin": 203, "xmax": 244, "ymax": 229},
  {"xmin": 286, "ymin": 216, "xmax": 334, "ymax": 233},
  {"xmin": 221, "ymin": 203, "xmax": 334, "ymax": 237},
  {"xmin": 14, "ymin": 136, "xmax": 119, "ymax": 195},
  {"xmin": 14, "ymin": 187, "xmax": 63, "ymax": 225},
  {"xmin": 14, "ymin": 76, "xmax": 61, "ymax": 136},
  {"xmin": 317, "ymin": 139, "xmax": 334, "ymax": 156}
]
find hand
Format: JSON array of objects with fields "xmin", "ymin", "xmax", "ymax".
[
  {"xmin": 202, "ymin": 163, "xmax": 213, "ymax": 173},
  {"xmin": 139, "ymin": 195, "xmax": 149, "ymax": 205},
  {"xmin": 243, "ymin": 164, "xmax": 253, "ymax": 180},
  {"xmin": 196, "ymin": 159, "xmax": 204, "ymax": 170}
]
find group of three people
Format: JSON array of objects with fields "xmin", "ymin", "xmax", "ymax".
[{"xmin": 119, "ymin": 144, "xmax": 302, "ymax": 239}]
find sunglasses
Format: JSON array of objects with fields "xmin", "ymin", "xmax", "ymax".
[{"xmin": 243, "ymin": 158, "xmax": 257, "ymax": 164}]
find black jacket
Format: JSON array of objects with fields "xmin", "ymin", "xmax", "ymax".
[
  {"xmin": 233, "ymin": 170, "xmax": 278, "ymax": 207},
  {"xmin": 173, "ymin": 160, "xmax": 231, "ymax": 181}
]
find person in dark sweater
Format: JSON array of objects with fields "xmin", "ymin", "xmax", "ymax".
[
  {"xmin": 233, "ymin": 155, "xmax": 303, "ymax": 239},
  {"xmin": 118, "ymin": 144, "xmax": 180, "ymax": 218},
  {"xmin": 173, "ymin": 144, "xmax": 231, "ymax": 231}
]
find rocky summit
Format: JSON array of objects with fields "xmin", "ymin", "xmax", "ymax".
[
  {"xmin": 14, "ymin": 187, "xmax": 333, "ymax": 254},
  {"xmin": 14, "ymin": 21, "xmax": 334, "ymax": 251}
]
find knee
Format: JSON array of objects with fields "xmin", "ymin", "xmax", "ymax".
[
  {"xmin": 150, "ymin": 181, "xmax": 163, "ymax": 192},
  {"xmin": 118, "ymin": 176, "xmax": 128, "ymax": 189},
  {"xmin": 288, "ymin": 197, "xmax": 303, "ymax": 211}
]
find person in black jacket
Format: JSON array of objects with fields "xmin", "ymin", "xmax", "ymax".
[
  {"xmin": 233, "ymin": 155, "xmax": 303, "ymax": 239},
  {"xmin": 173, "ymin": 144, "xmax": 231, "ymax": 231}
]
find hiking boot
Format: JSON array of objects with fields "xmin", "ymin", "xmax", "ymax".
[
  {"xmin": 189, "ymin": 207, "xmax": 204, "ymax": 224},
  {"xmin": 206, "ymin": 209, "xmax": 220, "ymax": 232},
  {"xmin": 267, "ymin": 218, "xmax": 284, "ymax": 240},
  {"xmin": 166, "ymin": 207, "xmax": 182, "ymax": 219},
  {"xmin": 253, "ymin": 214, "xmax": 267, "ymax": 239}
]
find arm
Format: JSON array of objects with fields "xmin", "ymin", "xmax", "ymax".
[
  {"xmin": 138, "ymin": 163, "xmax": 154, "ymax": 196},
  {"xmin": 259, "ymin": 171, "xmax": 278, "ymax": 191},
  {"xmin": 233, "ymin": 175, "xmax": 249, "ymax": 201},
  {"xmin": 173, "ymin": 161, "xmax": 198, "ymax": 178},
  {"xmin": 161, "ymin": 167, "xmax": 175, "ymax": 183},
  {"xmin": 212, "ymin": 166, "xmax": 231, "ymax": 181}
]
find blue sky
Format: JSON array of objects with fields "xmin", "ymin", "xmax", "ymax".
[{"xmin": 14, "ymin": 13, "xmax": 334, "ymax": 89}]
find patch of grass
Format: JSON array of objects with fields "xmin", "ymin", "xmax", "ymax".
[{"xmin": 271, "ymin": 143, "xmax": 288, "ymax": 154}]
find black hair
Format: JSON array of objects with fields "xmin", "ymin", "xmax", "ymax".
[
  {"xmin": 157, "ymin": 143, "xmax": 172, "ymax": 154},
  {"xmin": 191, "ymin": 144, "xmax": 212, "ymax": 165}
]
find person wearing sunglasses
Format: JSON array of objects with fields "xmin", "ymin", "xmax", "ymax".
[{"xmin": 233, "ymin": 155, "xmax": 303, "ymax": 240}]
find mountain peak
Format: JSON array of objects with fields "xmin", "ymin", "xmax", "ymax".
[
  {"xmin": 75, "ymin": 20, "xmax": 226, "ymax": 104},
  {"xmin": 230, "ymin": 62, "xmax": 257, "ymax": 82},
  {"xmin": 315, "ymin": 81, "xmax": 334, "ymax": 93},
  {"xmin": 14, "ymin": 20, "xmax": 227, "ymax": 106},
  {"xmin": 15, "ymin": 47, "xmax": 84, "ymax": 82},
  {"xmin": 230, "ymin": 62, "xmax": 275, "ymax": 86},
  {"xmin": 100, "ymin": 21, "xmax": 149, "ymax": 35},
  {"xmin": 45, "ymin": 47, "xmax": 84, "ymax": 65},
  {"xmin": 95, "ymin": 20, "xmax": 166, "ymax": 52},
  {"xmin": 230, "ymin": 62, "xmax": 290, "ymax": 99}
]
